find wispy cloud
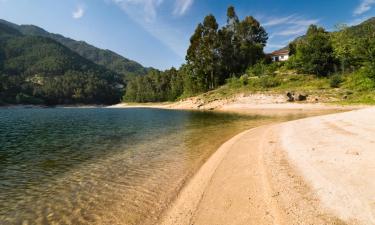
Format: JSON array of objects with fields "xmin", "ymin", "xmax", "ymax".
[
  {"xmin": 263, "ymin": 15, "xmax": 295, "ymax": 27},
  {"xmin": 173, "ymin": 0, "xmax": 194, "ymax": 16},
  {"xmin": 263, "ymin": 14, "xmax": 319, "ymax": 52},
  {"xmin": 263, "ymin": 14, "xmax": 319, "ymax": 39},
  {"xmin": 346, "ymin": 15, "xmax": 372, "ymax": 26},
  {"xmin": 263, "ymin": 15, "xmax": 319, "ymax": 28},
  {"xmin": 110, "ymin": 0, "xmax": 188, "ymax": 58},
  {"xmin": 277, "ymin": 26, "xmax": 307, "ymax": 36},
  {"xmin": 112, "ymin": 0, "xmax": 163, "ymax": 22},
  {"xmin": 72, "ymin": 5, "xmax": 85, "ymax": 19},
  {"xmin": 354, "ymin": 0, "xmax": 375, "ymax": 15}
]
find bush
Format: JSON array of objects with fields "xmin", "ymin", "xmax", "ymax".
[
  {"xmin": 344, "ymin": 67, "xmax": 375, "ymax": 91},
  {"xmin": 227, "ymin": 77, "xmax": 243, "ymax": 89},
  {"xmin": 246, "ymin": 61, "xmax": 281, "ymax": 77},
  {"xmin": 259, "ymin": 76, "xmax": 280, "ymax": 88},
  {"xmin": 330, "ymin": 74, "xmax": 343, "ymax": 88},
  {"xmin": 15, "ymin": 93, "xmax": 45, "ymax": 105}
]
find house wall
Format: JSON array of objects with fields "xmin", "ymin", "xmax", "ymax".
[{"xmin": 272, "ymin": 54, "xmax": 289, "ymax": 62}]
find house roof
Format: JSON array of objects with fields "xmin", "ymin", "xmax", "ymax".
[{"xmin": 270, "ymin": 49, "xmax": 289, "ymax": 56}]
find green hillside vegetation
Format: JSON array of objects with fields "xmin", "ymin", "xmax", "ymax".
[
  {"xmin": 124, "ymin": 6, "xmax": 268, "ymax": 102},
  {"xmin": 124, "ymin": 8, "xmax": 375, "ymax": 105},
  {"xmin": 0, "ymin": 22, "xmax": 123, "ymax": 105},
  {"xmin": 0, "ymin": 19, "xmax": 148, "ymax": 79}
]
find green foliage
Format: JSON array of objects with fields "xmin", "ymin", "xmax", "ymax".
[
  {"xmin": 259, "ymin": 76, "xmax": 281, "ymax": 88},
  {"xmin": 123, "ymin": 68, "xmax": 183, "ymax": 102},
  {"xmin": 0, "ymin": 20, "xmax": 148, "ymax": 78},
  {"xmin": 289, "ymin": 25, "xmax": 336, "ymax": 76},
  {"xmin": 344, "ymin": 66, "xmax": 375, "ymax": 91},
  {"xmin": 0, "ymin": 23, "xmax": 123, "ymax": 105},
  {"xmin": 124, "ymin": 6, "xmax": 269, "ymax": 102},
  {"xmin": 330, "ymin": 74, "xmax": 343, "ymax": 88},
  {"xmin": 15, "ymin": 93, "xmax": 45, "ymax": 104},
  {"xmin": 246, "ymin": 61, "xmax": 280, "ymax": 77}
]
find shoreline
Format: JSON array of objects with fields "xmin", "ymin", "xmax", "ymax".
[
  {"xmin": 159, "ymin": 106, "xmax": 375, "ymax": 225},
  {"xmin": 108, "ymin": 94, "xmax": 366, "ymax": 115},
  {"xmin": 3, "ymin": 98, "xmax": 373, "ymax": 224}
]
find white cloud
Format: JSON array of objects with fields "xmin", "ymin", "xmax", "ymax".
[
  {"xmin": 277, "ymin": 26, "xmax": 307, "ymax": 36},
  {"xmin": 112, "ymin": 0, "xmax": 164, "ymax": 22},
  {"xmin": 263, "ymin": 14, "xmax": 319, "ymax": 52},
  {"xmin": 263, "ymin": 15, "xmax": 295, "ymax": 27},
  {"xmin": 263, "ymin": 15, "xmax": 319, "ymax": 27},
  {"xmin": 354, "ymin": 0, "xmax": 375, "ymax": 15},
  {"xmin": 173, "ymin": 0, "xmax": 194, "ymax": 16},
  {"xmin": 264, "ymin": 15, "xmax": 319, "ymax": 38},
  {"xmin": 110, "ymin": 0, "xmax": 187, "ymax": 58},
  {"xmin": 72, "ymin": 5, "xmax": 85, "ymax": 19}
]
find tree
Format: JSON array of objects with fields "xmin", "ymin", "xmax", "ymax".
[
  {"xmin": 186, "ymin": 15, "xmax": 220, "ymax": 91},
  {"xmin": 235, "ymin": 16, "xmax": 267, "ymax": 73},
  {"xmin": 331, "ymin": 24, "xmax": 359, "ymax": 73},
  {"xmin": 292, "ymin": 25, "xmax": 336, "ymax": 76}
]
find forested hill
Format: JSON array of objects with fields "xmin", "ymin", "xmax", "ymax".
[
  {"xmin": 282, "ymin": 17, "xmax": 375, "ymax": 53},
  {"xmin": 0, "ymin": 21, "xmax": 123, "ymax": 105},
  {"xmin": 0, "ymin": 19, "xmax": 148, "ymax": 79}
]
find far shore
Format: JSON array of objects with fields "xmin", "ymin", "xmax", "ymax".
[{"xmin": 108, "ymin": 93, "xmax": 366, "ymax": 115}]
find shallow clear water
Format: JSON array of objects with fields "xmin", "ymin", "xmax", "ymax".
[{"xmin": 0, "ymin": 108, "xmax": 322, "ymax": 225}]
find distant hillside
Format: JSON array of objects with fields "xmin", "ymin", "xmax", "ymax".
[
  {"xmin": 0, "ymin": 19, "xmax": 148, "ymax": 79},
  {"xmin": 346, "ymin": 17, "xmax": 375, "ymax": 36},
  {"xmin": 0, "ymin": 22, "xmax": 123, "ymax": 105},
  {"xmin": 274, "ymin": 17, "xmax": 375, "ymax": 53}
]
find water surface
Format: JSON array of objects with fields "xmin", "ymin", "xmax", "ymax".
[{"xmin": 0, "ymin": 108, "xmax": 327, "ymax": 225}]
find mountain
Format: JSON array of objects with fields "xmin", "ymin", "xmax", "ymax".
[
  {"xmin": 0, "ymin": 19, "xmax": 148, "ymax": 79},
  {"xmin": 0, "ymin": 21, "xmax": 123, "ymax": 105}
]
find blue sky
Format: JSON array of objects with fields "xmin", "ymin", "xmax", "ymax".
[{"xmin": 0, "ymin": 0, "xmax": 374, "ymax": 70}]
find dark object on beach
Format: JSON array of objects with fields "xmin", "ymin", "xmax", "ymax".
[
  {"xmin": 287, "ymin": 92, "xmax": 295, "ymax": 102},
  {"xmin": 286, "ymin": 92, "xmax": 308, "ymax": 102},
  {"xmin": 297, "ymin": 94, "xmax": 308, "ymax": 101}
]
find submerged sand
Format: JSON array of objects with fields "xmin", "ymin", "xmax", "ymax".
[{"xmin": 159, "ymin": 107, "xmax": 375, "ymax": 225}]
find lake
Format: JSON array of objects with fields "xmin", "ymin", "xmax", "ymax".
[{"xmin": 0, "ymin": 107, "xmax": 322, "ymax": 225}]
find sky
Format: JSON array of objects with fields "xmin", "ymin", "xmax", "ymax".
[{"xmin": 0, "ymin": 0, "xmax": 374, "ymax": 70}]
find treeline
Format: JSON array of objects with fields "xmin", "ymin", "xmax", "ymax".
[
  {"xmin": 287, "ymin": 22, "xmax": 375, "ymax": 78},
  {"xmin": 125, "ymin": 8, "xmax": 375, "ymax": 103},
  {"xmin": 124, "ymin": 6, "xmax": 268, "ymax": 102},
  {"xmin": 0, "ymin": 24, "xmax": 123, "ymax": 105}
]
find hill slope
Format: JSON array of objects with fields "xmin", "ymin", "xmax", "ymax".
[
  {"xmin": 0, "ymin": 19, "xmax": 148, "ymax": 79},
  {"xmin": 0, "ymin": 22, "xmax": 123, "ymax": 105},
  {"xmin": 273, "ymin": 17, "xmax": 375, "ymax": 53}
]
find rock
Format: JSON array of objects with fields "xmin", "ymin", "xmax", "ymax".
[
  {"xmin": 286, "ymin": 92, "xmax": 295, "ymax": 102},
  {"xmin": 296, "ymin": 94, "xmax": 308, "ymax": 101}
]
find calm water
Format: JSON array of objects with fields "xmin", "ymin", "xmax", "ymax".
[{"xmin": 0, "ymin": 108, "xmax": 323, "ymax": 225}]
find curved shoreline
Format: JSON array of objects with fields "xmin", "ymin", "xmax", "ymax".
[{"xmin": 159, "ymin": 107, "xmax": 375, "ymax": 225}]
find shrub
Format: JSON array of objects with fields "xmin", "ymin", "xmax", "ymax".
[
  {"xmin": 330, "ymin": 74, "xmax": 343, "ymax": 88},
  {"xmin": 259, "ymin": 76, "xmax": 280, "ymax": 88},
  {"xmin": 15, "ymin": 93, "xmax": 45, "ymax": 105},
  {"xmin": 246, "ymin": 61, "xmax": 281, "ymax": 77},
  {"xmin": 344, "ymin": 67, "xmax": 375, "ymax": 91}
]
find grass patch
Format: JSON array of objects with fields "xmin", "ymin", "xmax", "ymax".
[{"xmin": 195, "ymin": 70, "xmax": 375, "ymax": 106}]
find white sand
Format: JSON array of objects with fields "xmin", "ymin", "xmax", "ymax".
[
  {"xmin": 281, "ymin": 107, "xmax": 375, "ymax": 224},
  {"xmin": 160, "ymin": 107, "xmax": 375, "ymax": 225}
]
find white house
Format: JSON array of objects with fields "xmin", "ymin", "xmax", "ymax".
[{"xmin": 270, "ymin": 49, "xmax": 290, "ymax": 62}]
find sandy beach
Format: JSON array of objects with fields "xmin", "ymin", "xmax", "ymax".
[
  {"xmin": 109, "ymin": 94, "xmax": 363, "ymax": 115},
  {"xmin": 156, "ymin": 105, "xmax": 375, "ymax": 225}
]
